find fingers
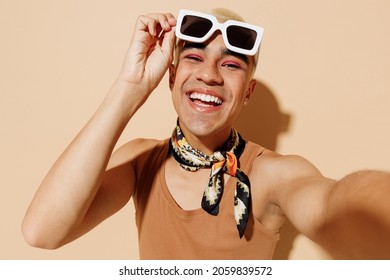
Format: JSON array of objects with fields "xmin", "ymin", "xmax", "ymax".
[
  {"xmin": 119, "ymin": 12, "xmax": 177, "ymax": 90},
  {"xmin": 137, "ymin": 13, "xmax": 176, "ymax": 37}
]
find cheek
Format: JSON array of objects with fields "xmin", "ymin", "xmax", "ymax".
[
  {"xmin": 228, "ymin": 81, "xmax": 250, "ymax": 103},
  {"xmin": 170, "ymin": 85, "xmax": 186, "ymax": 115},
  {"xmin": 174, "ymin": 63, "xmax": 193, "ymax": 80}
]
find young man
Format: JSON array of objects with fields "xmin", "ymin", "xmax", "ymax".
[{"xmin": 22, "ymin": 9, "xmax": 390, "ymax": 259}]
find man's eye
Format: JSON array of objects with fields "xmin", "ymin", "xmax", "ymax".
[
  {"xmin": 185, "ymin": 55, "xmax": 203, "ymax": 61},
  {"xmin": 222, "ymin": 62, "xmax": 241, "ymax": 69}
]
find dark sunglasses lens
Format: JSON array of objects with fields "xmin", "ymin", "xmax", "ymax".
[
  {"xmin": 180, "ymin": 15, "xmax": 213, "ymax": 38},
  {"xmin": 226, "ymin": 25, "xmax": 257, "ymax": 50}
]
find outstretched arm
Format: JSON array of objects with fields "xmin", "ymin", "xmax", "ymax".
[
  {"xmin": 275, "ymin": 156, "xmax": 390, "ymax": 259},
  {"xmin": 21, "ymin": 13, "xmax": 177, "ymax": 249},
  {"xmin": 318, "ymin": 170, "xmax": 390, "ymax": 259}
]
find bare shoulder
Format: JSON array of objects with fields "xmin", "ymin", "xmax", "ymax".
[
  {"xmin": 249, "ymin": 149, "xmax": 324, "ymax": 205},
  {"xmin": 107, "ymin": 138, "xmax": 165, "ymax": 169},
  {"xmin": 251, "ymin": 149, "xmax": 323, "ymax": 183},
  {"xmin": 250, "ymin": 148, "xmax": 336, "ymax": 237}
]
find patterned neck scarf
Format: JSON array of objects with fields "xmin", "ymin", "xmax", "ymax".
[{"xmin": 169, "ymin": 124, "xmax": 251, "ymax": 238}]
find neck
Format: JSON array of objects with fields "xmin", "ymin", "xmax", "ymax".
[{"xmin": 178, "ymin": 123, "xmax": 232, "ymax": 156}]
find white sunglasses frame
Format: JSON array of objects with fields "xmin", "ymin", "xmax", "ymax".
[{"xmin": 175, "ymin": 9, "xmax": 264, "ymax": 56}]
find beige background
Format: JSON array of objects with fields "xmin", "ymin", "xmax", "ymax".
[{"xmin": 1, "ymin": 0, "xmax": 389, "ymax": 259}]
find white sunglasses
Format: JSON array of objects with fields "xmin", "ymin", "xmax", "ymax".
[{"xmin": 176, "ymin": 9, "xmax": 264, "ymax": 56}]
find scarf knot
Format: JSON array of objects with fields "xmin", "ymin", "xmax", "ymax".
[
  {"xmin": 170, "ymin": 125, "xmax": 251, "ymax": 238},
  {"xmin": 224, "ymin": 151, "xmax": 238, "ymax": 177}
]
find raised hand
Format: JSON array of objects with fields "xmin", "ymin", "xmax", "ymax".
[{"xmin": 119, "ymin": 13, "xmax": 177, "ymax": 94}]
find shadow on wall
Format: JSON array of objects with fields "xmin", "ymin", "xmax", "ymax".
[
  {"xmin": 234, "ymin": 80, "xmax": 290, "ymax": 151},
  {"xmin": 233, "ymin": 80, "xmax": 298, "ymax": 260}
]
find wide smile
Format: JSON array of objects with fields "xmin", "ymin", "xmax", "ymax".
[{"xmin": 189, "ymin": 92, "xmax": 223, "ymax": 107}]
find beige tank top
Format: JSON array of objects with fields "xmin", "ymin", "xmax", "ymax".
[{"xmin": 133, "ymin": 139, "xmax": 280, "ymax": 259}]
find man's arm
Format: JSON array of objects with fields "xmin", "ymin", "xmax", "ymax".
[
  {"xmin": 276, "ymin": 156, "xmax": 390, "ymax": 259},
  {"xmin": 318, "ymin": 170, "xmax": 390, "ymax": 259},
  {"xmin": 21, "ymin": 13, "xmax": 177, "ymax": 249}
]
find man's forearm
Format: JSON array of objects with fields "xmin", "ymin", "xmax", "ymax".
[
  {"xmin": 21, "ymin": 79, "xmax": 145, "ymax": 249},
  {"xmin": 319, "ymin": 170, "xmax": 390, "ymax": 259}
]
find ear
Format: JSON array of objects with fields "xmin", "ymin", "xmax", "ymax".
[
  {"xmin": 168, "ymin": 64, "xmax": 176, "ymax": 91},
  {"xmin": 244, "ymin": 79, "xmax": 257, "ymax": 105}
]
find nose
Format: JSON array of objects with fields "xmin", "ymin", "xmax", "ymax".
[{"xmin": 195, "ymin": 61, "xmax": 223, "ymax": 85}]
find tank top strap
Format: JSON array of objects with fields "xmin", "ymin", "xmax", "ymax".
[{"xmin": 240, "ymin": 141, "xmax": 265, "ymax": 174}]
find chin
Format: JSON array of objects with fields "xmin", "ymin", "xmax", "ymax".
[{"xmin": 179, "ymin": 117, "xmax": 229, "ymax": 138}]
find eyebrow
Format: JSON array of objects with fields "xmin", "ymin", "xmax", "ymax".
[
  {"xmin": 181, "ymin": 42, "xmax": 206, "ymax": 52},
  {"xmin": 181, "ymin": 43, "xmax": 249, "ymax": 64},
  {"xmin": 222, "ymin": 49, "xmax": 249, "ymax": 64}
]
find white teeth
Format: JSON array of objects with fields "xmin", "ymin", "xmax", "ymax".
[{"xmin": 189, "ymin": 93, "xmax": 222, "ymax": 105}]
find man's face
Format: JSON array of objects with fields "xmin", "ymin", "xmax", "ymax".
[{"xmin": 169, "ymin": 33, "xmax": 257, "ymax": 141}]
